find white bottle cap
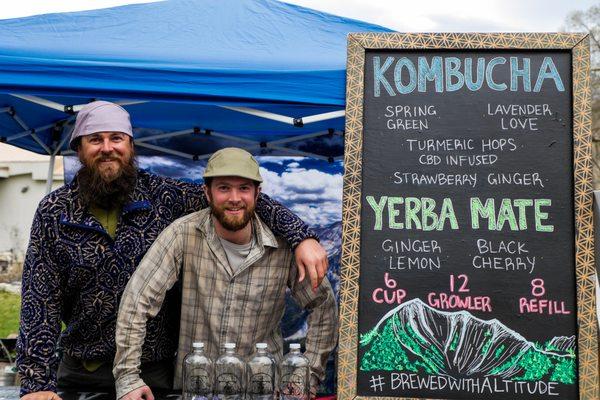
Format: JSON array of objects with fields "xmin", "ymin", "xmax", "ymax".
[
  {"xmin": 224, "ymin": 342, "xmax": 236, "ymax": 349},
  {"xmin": 256, "ymin": 343, "xmax": 268, "ymax": 349},
  {"xmin": 289, "ymin": 343, "xmax": 301, "ymax": 350},
  {"xmin": 193, "ymin": 342, "xmax": 204, "ymax": 349}
]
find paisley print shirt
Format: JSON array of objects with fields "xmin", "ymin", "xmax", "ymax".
[{"xmin": 16, "ymin": 170, "xmax": 316, "ymax": 395}]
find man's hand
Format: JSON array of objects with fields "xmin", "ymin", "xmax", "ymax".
[
  {"xmin": 120, "ymin": 385, "xmax": 154, "ymax": 400},
  {"xmin": 21, "ymin": 391, "xmax": 62, "ymax": 400},
  {"xmin": 310, "ymin": 385, "xmax": 318, "ymax": 400},
  {"xmin": 295, "ymin": 238, "xmax": 328, "ymax": 289},
  {"xmin": 309, "ymin": 375, "xmax": 320, "ymax": 400}
]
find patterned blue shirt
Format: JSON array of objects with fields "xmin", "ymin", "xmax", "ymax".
[{"xmin": 16, "ymin": 170, "xmax": 316, "ymax": 395}]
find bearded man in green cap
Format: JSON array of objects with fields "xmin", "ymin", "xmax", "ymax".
[{"xmin": 114, "ymin": 147, "xmax": 338, "ymax": 400}]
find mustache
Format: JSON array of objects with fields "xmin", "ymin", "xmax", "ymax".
[
  {"xmin": 224, "ymin": 204, "xmax": 246, "ymax": 209},
  {"xmin": 95, "ymin": 155, "xmax": 121, "ymax": 162}
]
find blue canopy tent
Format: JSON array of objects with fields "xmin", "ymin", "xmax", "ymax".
[{"xmin": 0, "ymin": 0, "xmax": 391, "ymax": 191}]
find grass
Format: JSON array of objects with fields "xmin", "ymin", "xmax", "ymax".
[{"xmin": 0, "ymin": 291, "xmax": 20, "ymax": 337}]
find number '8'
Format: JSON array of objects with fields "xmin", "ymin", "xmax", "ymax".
[{"xmin": 531, "ymin": 278, "xmax": 545, "ymax": 297}]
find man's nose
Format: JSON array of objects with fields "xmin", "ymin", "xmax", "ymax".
[
  {"xmin": 229, "ymin": 189, "xmax": 242, "ymax": 202},
  {"xmin": 100, "ymin": 139, "xmax": 113, "ymax": 153}
]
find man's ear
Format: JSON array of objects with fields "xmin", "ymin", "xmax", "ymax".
[
  {"xmin": 203, "ymin": 184, "xmax": 210, "ymax": 202},
  {"xmin": 256, "ymin": 185, "xmax": 261, "ymax": 199}
]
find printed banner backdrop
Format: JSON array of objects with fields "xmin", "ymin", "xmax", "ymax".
[{"xmin": 64, "ymin": 155, "xmax": 343, "ymax": 393}]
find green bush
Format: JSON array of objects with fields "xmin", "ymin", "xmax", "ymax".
[{"xmin": 0, "ymin": 291, "xmax": 20, "ymax": 337}]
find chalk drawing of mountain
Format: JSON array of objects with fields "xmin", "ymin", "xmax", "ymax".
[
  {"xmin": 545, "ymin": 336, "xmax": 576, "ymax": 353},
  {"xmin": 359, "ymin": 299, "xmax": 576, "ymax": 384}
]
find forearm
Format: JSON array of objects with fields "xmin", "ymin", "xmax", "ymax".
[
  {"xmin": 255, "ymin": 193, "xmax": 318, "ymax": 249},
  {"xmin": 17, "ymin": 302, "xmax": 60, "ymax": 395},
  {"xmin": 113, "ymin": 291, "xmax": 150, "ymax": 399},
  {"xmin": 293, "ymin": 279, "xmax": 338, "ymax": 381},
  {"xmin": 17, "ymin": 214, "xmax": 62, "ymax": 396},
  {"xmin": 17, "ymin": 350, "xmax": 59, "ymax": 396},
  {"xmin": 114, "ymin": 224, "xmax": 182, "ymax": 398},
  {"xmin": 114, "ymin": 277, "xmax": 171, "ymax": 398},
  {"xmin": 115, "ymin": 373, "xmax": 148, "ymax": 400}
]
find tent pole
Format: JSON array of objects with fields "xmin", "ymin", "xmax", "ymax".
[
  {"xmin": 302, "ymin": 110, "xmax": 345, "ymax": 124},
  {"xmin": 10, "ymin": 94, "xmax": 66, "ymax": 112},
  {"xmin": 45, "ymin": 153, "xmax": 56, "ymax": 194},
  {"xmin": 72, "ymin": 99, "xmax": 148, "ymax": 112},
  {"xmin": 219, "ymin": 106, "xmax": 295, "ymax": 125}
]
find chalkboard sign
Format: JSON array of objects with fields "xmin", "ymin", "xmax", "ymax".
[{"xmin": 338, "ymin": 33, "xmax": 598, "ymax": 400}]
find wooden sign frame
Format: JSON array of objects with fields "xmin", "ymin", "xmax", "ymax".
[{"xmin": 338, "ymin": 33, "xmax": 598, "ymax": 400}]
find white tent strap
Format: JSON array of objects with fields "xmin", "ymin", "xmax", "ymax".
[
  {"xmin": 208, "ymin": 130, "xmax": 259, "ymax": 145},
  {"xmin": 0, "ymin": 107, "xmax": 12, "ymax": 114},
  {"xmin": 135, "ymin": 140, "xmax": 264, "ymax": 161},
  {"xmin": 134, "ymin": 128, "xmax": 260, "ymax": 150},
  {"xmin": 135, "ymin": 128, "xmax": 195, "ymax": 143},
  {"xmin": 219, "ymin": 106, "xmax": 344, "ymax": 127},
  {"xmin": 267, "ymin": 144, "xmax": 331, "ymax": 162},
  {"xmin": 267, "ymin": 129, "xmax": 340, "ymax": 146},
  {"xmin": 193, "ymin": 145, "xmax": 261, "ymax": 161},
  {"xmin": 135, "ymin": 128, "xmax": 259, "ymax": 145},
  {"xmin": 134, "ymin": 141, "xmax": 195, "ymax": 159}
]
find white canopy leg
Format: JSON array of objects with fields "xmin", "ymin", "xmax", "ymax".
[{"xmin": 45, "ymin": 153, "xmax": 56, "ymax": 194}]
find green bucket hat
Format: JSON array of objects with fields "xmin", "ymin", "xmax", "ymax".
[{"xmin": 204, "ymin": 147, "xmax": 263, "ymax": 183}]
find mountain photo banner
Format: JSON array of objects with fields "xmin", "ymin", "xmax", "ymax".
[{"xmin": 338, "ymin": 33, "xmax": 598, "ymax": 400}]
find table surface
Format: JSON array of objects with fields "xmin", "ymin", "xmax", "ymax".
[
  {"xmin": 0, "ymin": 386, "xmax": 337, "ymax": 400},
  {"xmin": 0, "ymin": 387, "xmax": 182, "ymax": 400}
]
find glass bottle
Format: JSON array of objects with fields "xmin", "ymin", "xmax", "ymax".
[
  {"xmin": 279, "ymin": 343, "xmax": 310, "ymax": 400},
  {"xmin": 247, "ymin": 343, "xmax": 276, "ymax": 400},
  {"xmin": 215, "ymin": 342, "xmax": 245, "ymax": 400},
  {"xmin": 183, "ymin": 342, "xmax": 214, "ymax": 400}
]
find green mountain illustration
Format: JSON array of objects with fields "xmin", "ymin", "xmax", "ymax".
[{"xmin": 359, "ymin": 298, "xmax": 576, "ymax": 384}]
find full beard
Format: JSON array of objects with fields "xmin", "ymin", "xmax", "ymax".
[
  {"xmin": 210, "ymin": 201, "xmax": 256, "ymax": 231},
  {"xmin": 76, "ymin": 155, "xmax": 138, "ymax": 209}
]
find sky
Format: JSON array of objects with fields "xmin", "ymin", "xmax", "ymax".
[{"xmin": 0, "ymin": 0, "xmax": 596, "ymax": 31}]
